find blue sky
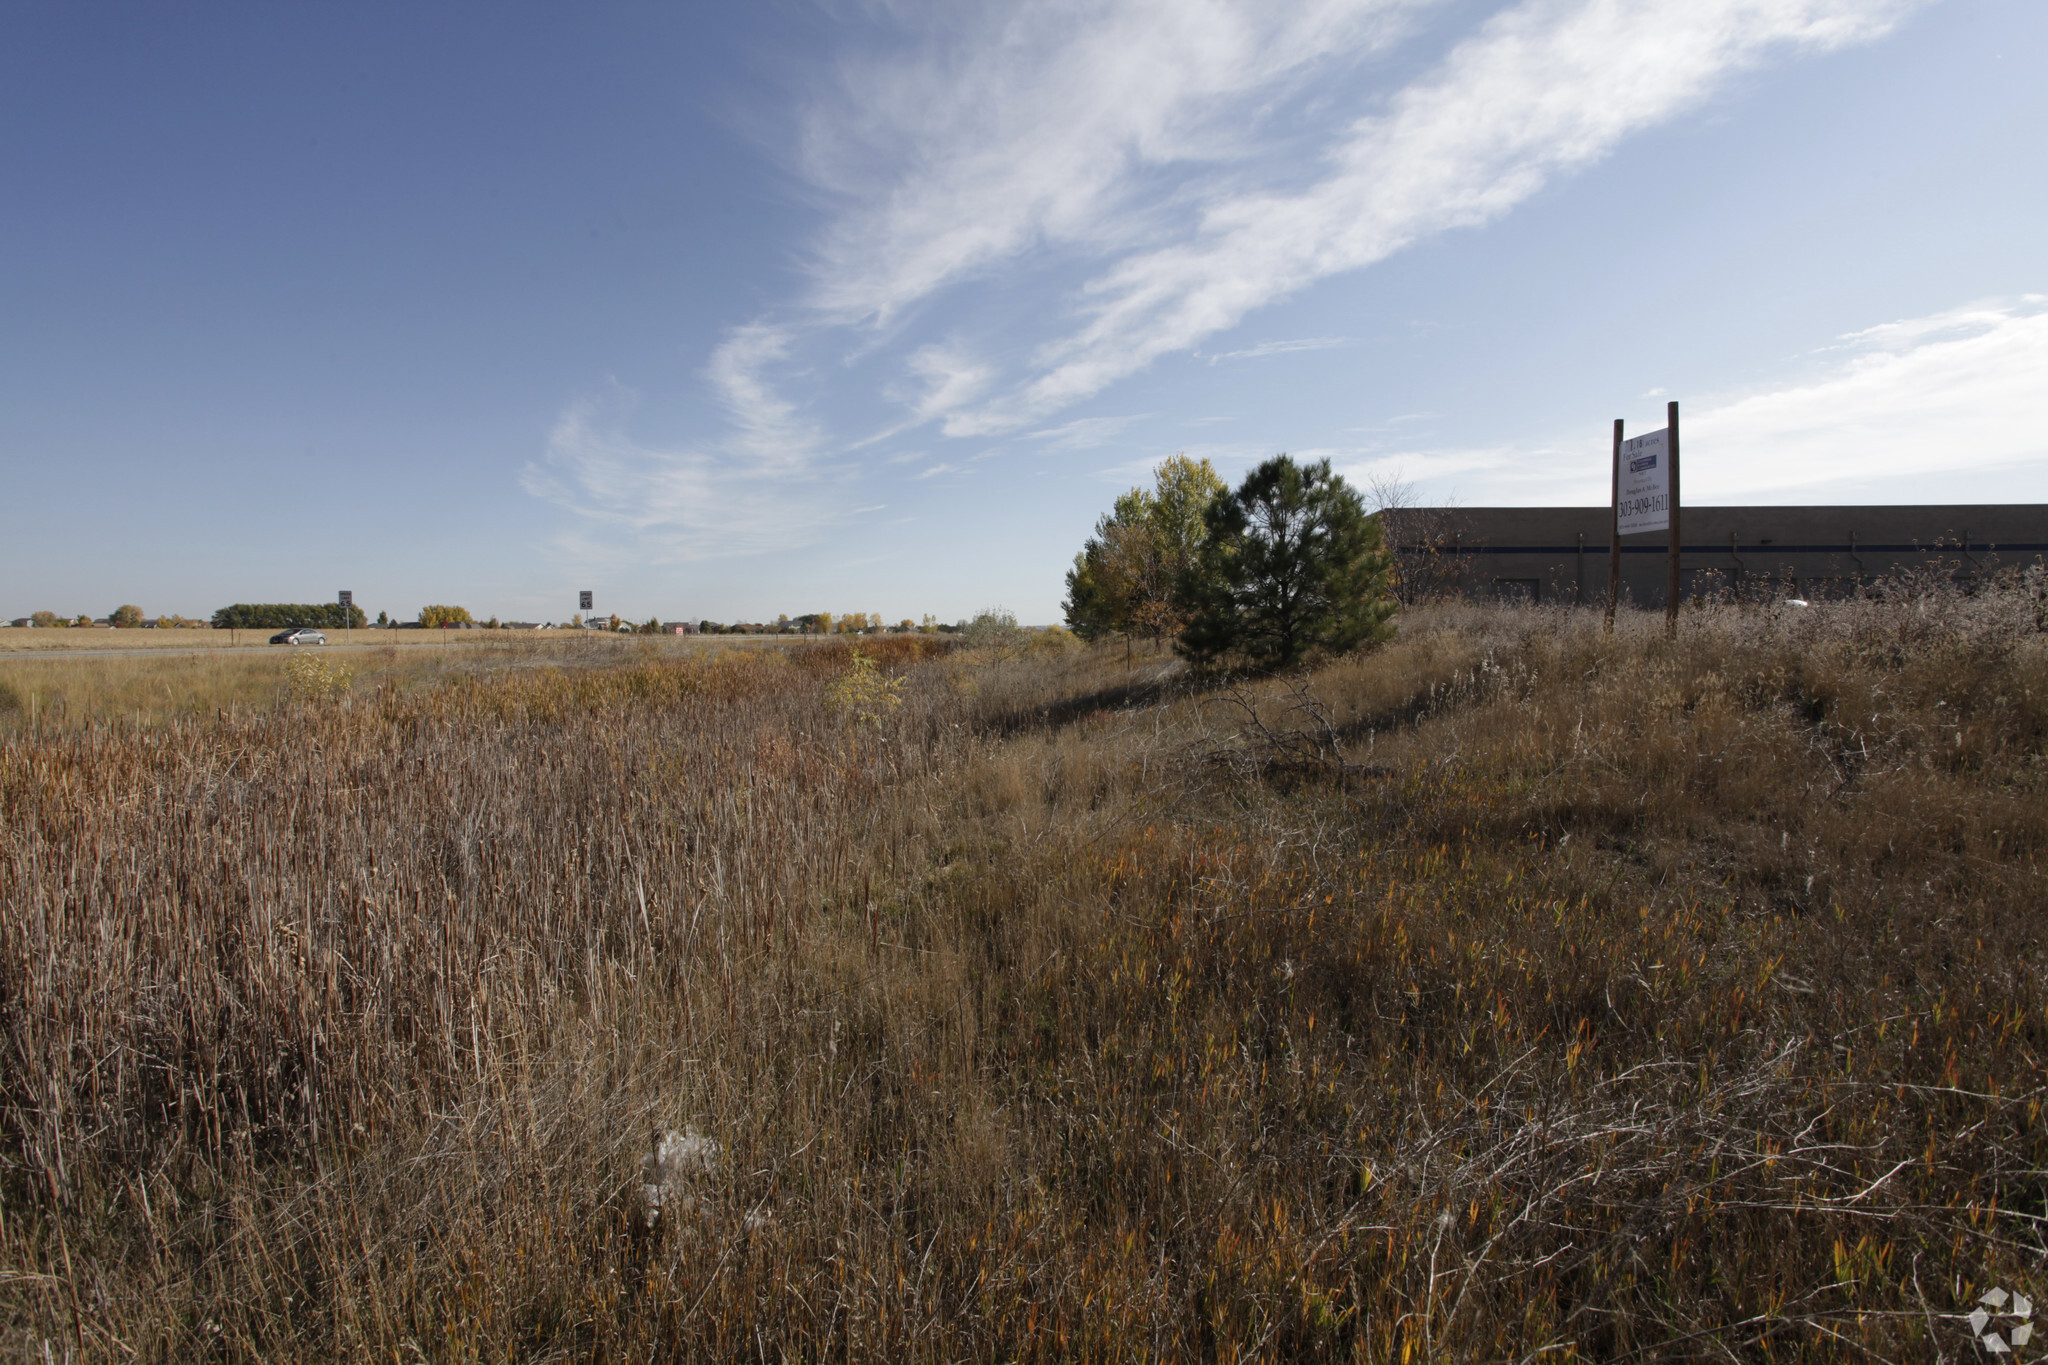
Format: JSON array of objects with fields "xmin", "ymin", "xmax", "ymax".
[{"xmin": 4, "ymin": 0, "xmax": 2043, "ymax": 625}]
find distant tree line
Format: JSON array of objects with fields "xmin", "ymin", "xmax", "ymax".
[
  {"xmin": 211, "ymin": 603, "xmax": 368, "ymax": 630},
  {"xmin": 15, "ymin": 607, "xmax": 205, "ymax": 628},
  {"xmin": 686, "ymin": 614, "xmax": 960, "ymax": 635},
  {"xmin": 160, "ymin": 604, "xmax": 973, "ymax": 636},
  {"xmin": 1064, "ymin": 453, "xmax": 1397, "ymax": 673}
]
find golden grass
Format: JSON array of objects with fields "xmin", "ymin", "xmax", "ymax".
[
  {"xmin": 0, "ymin": 627, "xmax": 821, "ymax": 653},
  {"xmin": 0, "ymin": 636, "xmax": 834, "ymax": 731},
  {"xmin": 3, "ymin": 593, "xmax": 2045, "ymax": 1360}
]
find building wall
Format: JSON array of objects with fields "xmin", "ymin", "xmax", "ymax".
[{"xmin": 1389, "ymin": 506, "xmax": 2048, "ymax": 608}]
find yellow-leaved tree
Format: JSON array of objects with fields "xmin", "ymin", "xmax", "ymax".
[{"xmin": 1063, "ymin": 453, "xmax": 1225, "ymax": 650}]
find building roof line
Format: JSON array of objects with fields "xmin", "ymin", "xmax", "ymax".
[{"xmin": 1404, "ymin": 543, "xmax": 2048, "ymax": 556}]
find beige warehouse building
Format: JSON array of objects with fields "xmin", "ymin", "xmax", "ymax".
[{"xmin": 1383, "ymin": 505, "xmax": 2048, "ymax": 608}]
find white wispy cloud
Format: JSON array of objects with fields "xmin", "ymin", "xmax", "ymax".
[
  {"xmin": 526, "ymin": 0, "xmax": 1924, "ymax": 555},
  {"xmin": 1089, "ymin": 442, "xmax": 1268, "ymax": 488},
  {"xmin": 1337, "ymin": 296, "xmax": 2048, "ymax": 504},
  {"xmin": 851, "ymin": 341, "xmax": 1000, "ymax": 448},
  {"xmin": 1336, "ymin": 444, "xmax": 1539, "ymax": 495},
  {"xmin": 966, "ymin": 0, "xmax": 1919, "ymax": 428},
  {"xmin": 902, "ymin": 341, "xmax": 994, "ymax": 420},
  {"xmin": 704, "ymin": 322, "xmax": 820, "ymax": 472},
  {"xmin": 799, "ymin": 0, "xmax": 1427, "ymax": 326},
  {"xmin": 1686, "ymin": 295, "xmax": 2048, "ymax": 498},
  {"xmin": 1205, "ymin": 336, "xmax": 1349, "ymax": 364},
  {"xmin": 1028, "ymin": 414, "xmax": 1149, "ymax": 450},
  {"xmin": 521, "ymin": 356, "xmax": 842, "ymax": 561}
]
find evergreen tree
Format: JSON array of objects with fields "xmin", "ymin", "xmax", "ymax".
[{"xmin": 1178, "ymin": 455, "xmax": 1396, "ymax": 672}]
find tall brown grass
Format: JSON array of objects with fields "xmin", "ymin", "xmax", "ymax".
[
  {"xmin": 0, "ymin": 628, "xmax": 777, "ymax": 654},
  {"xmin": 0, "ymin": 636, "xmax": 825, "ymax": 732},
  {"xmin": 3, "ymin": 588, "xmax": 2045, "ymax": 1361}
]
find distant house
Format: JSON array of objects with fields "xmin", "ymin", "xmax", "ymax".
[
  {"xmin": 501, "ymin": 621, "xmax": 541, "ymax": 630},
  {"xmin": 662, "ymin": 621, "xmax": 699, "ymax": 635}
]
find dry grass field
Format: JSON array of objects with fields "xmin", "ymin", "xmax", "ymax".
[
  {"xmin": 0, "ymin": 628, "xmax": 469, "ymax": 653},
  {"xmin": 0, "ymin": 635, "xmax": 821, "ymax": 731},
  {"xmin": 0, "ymin": 628, "xmax": 808, "ymax": 654},
  {"xmin": 3, "ymin": 581, "xmax": 2046, "ymax": 1361}
]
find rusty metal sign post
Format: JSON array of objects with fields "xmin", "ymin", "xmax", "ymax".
[
  {"xmin": 1606, "ymin": 420, "xmax": 1622, "ymax": 632},
  {"xmin": 1607, "ymin": 400, "xmax": 1682, "ymax": 633}
]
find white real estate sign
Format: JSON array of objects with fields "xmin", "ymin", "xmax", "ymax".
[{"xmin": 1616, "ymin": 428, "xmax": 1670, "ymax": 536}]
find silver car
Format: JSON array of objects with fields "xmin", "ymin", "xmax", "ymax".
[{"xmin": 269, "ymin": 628, "xmax": 328, "ymax": 645}]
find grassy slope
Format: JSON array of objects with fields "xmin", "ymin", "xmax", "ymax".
[{"xmin": 2, "ymin": 590, "xmax": 2046, "ymax": 1361}]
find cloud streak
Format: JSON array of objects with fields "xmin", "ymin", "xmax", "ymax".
[
  {"xmin": 525, "ymin": 0, "xmax": 1927, "ymax": 557},
  {"xmin": 967, "ymin": 0, "xmax": 1918, "ymax": 428},
  {"xmin": 1206, "ymin": 336, "xmax": 1350, "ymax": 364},
  {"xmin": 521, "ymin": 325, "xmax": 847, "ymax": 560},
  {"xmin": 1029, "ymin": 414, "xmax": 1149, "ymax": 451},
  {"xmin": 799, "ymin": 0, "xmax": 1426, "ymax": 326},
  {"xmin": 1687, "ymin": 295, "xmax": 2048, "ymax": 498},
  {"xmin": 704, "ymin": 322, "xmax": 821, "ymax": 472},
  {"xmin": 1337, "ymin": 296, "xmax": 2048, "ymax": 503}
]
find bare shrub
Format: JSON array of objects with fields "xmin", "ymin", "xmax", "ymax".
[
  {"xmin": 827, "ymin": 650, "xmax": 906, "ymax": 727},
  {"xmin": 1368, "ymin": 473, "xmax": 1477, "ymax": 605},
  {"xmin": 282, "ymin": 648, "xmax": 351, "ymax": 700}
]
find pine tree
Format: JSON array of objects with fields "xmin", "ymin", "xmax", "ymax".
[{"xmin": 1178, "ymin": 455, "xmax": 1396, "ymax": 672}]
